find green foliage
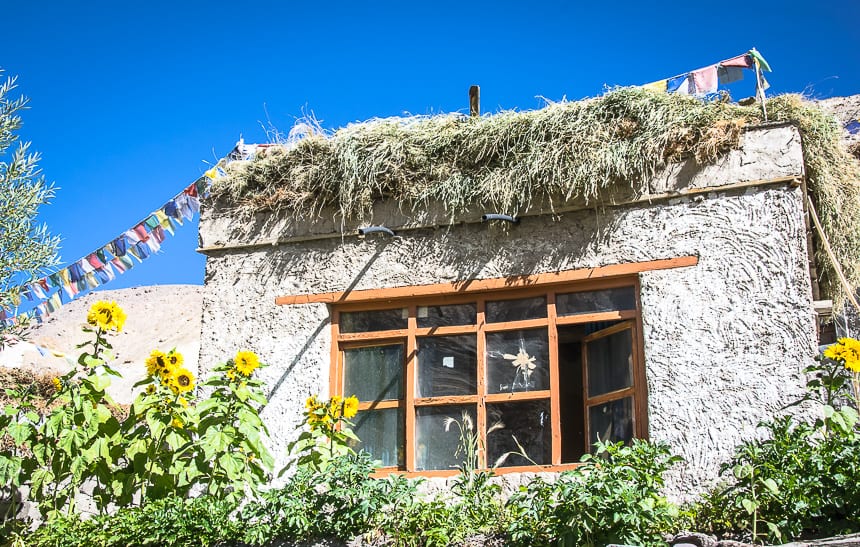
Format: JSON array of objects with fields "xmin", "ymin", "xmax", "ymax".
[
  {"xmin": 690, "ymin": 413, "xmax": 860, "ymax": 543},
  {"xmin": 240, "ymin": 451, "xmax": 419, "ymax": 544},
  {"xmin": 23, "ymin": 494, "xmax": 240, "ymax": 547},
  {"xmin": 286, "ymin": 394, "xmax": 359, "ymax": 473},
  {"xmin": 0, "ymin": 69, "xmax": 60, "ymax": 344},
  {"xmin": 0, "ymin": 305, "xmax": 273, "ymax": 518},
  {"xmin": 505, "ymin": 440, "xmax": 681, "ymax": 547}
]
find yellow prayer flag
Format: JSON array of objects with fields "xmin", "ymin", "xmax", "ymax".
[{"xmin": 642, "ymin": 80, "xmax": 668, "ymax": 93}]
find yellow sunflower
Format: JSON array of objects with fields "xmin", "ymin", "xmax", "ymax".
[
  {"xmin": 145, "ymin": 384, "xmax": 156, "ymax": 395},
  {"xmin": 171, "ymin": 418, "xmax": 184, "ymax": 429},
  {"xmin": 166, "ymin": 350, "xmax": 184, "ymax": 368},
  {"xmin": 145, "ymin": 350, "xmax": 169, "ymax": 377},
  {"xmin": 52, "ymin": 377, "xmax": 62, "ymax": 392},
  {"xmin": 329, "ymin": 395, "xmax": 343, "ymax": 419},
  {"xmin": 343, "ymin": 395, "xmax": 359, "ymax": 419},
  {"xmin": 234, "ymin": 350, "xmax": 260, "ymax": 376},
  {"xmin": 86, "ymin": 301, "xmax": 126, "ymax": 332},
  {"xmin": 166, "ymin": 367, "xmax": 195, "ymax": 395}
]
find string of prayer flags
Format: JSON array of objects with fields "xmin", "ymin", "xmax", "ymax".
[
  {"xmin": 639, "ymin": 48, "xmax": 772, "ymax": 99},
  {"xmin": 0, "ymin": 141, "xmax": 253, "ymax": 328}
]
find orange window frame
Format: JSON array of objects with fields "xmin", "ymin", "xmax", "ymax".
[{"xmin": 329, "ymin": 276, "xmax": 650, "ymax": 477}]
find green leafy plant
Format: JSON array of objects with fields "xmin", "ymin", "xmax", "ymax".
[
  {"xmin": 505, "ymin": 439, "xmax": 681, "ymax": 547},
  {"xmin": 286, "ymin": 393, "xmax": 359, "ymax": 472}
]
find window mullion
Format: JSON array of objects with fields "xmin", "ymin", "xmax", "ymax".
[
  {"xmin": 475, "ymin": 299, "xmax": 487, "ymax": 470},
  {"xmin": 405, "ymin": 304, "xmax": 417, "ymax": 472},
  {"xmin": 547, "ymin": 292, "xmax": 561, "ymax": 465}
]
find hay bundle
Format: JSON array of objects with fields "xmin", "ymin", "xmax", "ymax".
[{"xmin": 211, "ymin": 88, "xmax": 860, "ymax": 307}]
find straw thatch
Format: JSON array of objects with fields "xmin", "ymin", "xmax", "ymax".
[{"xmin": 210, "ymin": 88, "xmax": 860, "ymax": 307}]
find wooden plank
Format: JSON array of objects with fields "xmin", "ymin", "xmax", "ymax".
[
  {"xmin": 358, "ymin": 400, "xmax": 401, "ymax": 410},
  {"xmin": 483, "ymin": 390, "xmax": 551, "ymax": 403},
  {"xmin": 414, "ymin": 324, "xmax": 478, "ymax": 337},
  {"xmin": 330, "ymin": 310, "xmax": 341, "ymax": 399},
  {"xmin": 414, "ymin": 394, "xmax": 479, "ymax": 406},
  {"xmin": 483, "ymin": 317, "xmax": 549, "ymax": 332},
  {"xmin": 555, "ymin": 309, "xmax": 637, "ymax": 325},
  {"xmin": 475, "ymin": 300, "xmax": 487, "ymax": 469},
  {"xmin": 547, "ymin": 292, "xmax": 562, "ymax": 465},
  {"xmin": 337, "ymin": 329, "xmax": 409, "ymax": 342},
  {"xmin": 405, "ymin": 305, "xmax": 417, "ymax": 472},
  {"xmin": 583, "ymin": 386, "xmax": 636, "ymax": 407},
  {"xmin": 276, "ymin": 256, "xmax": 698, "ymax": 306},
  {"xmin": 370, "ymin": 461, "xmax": 581, "ymax": 479}
]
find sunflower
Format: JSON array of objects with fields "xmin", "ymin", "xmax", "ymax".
[
  {"xmin": 171, "ymin": 418, "xmax": 184, "ymax": 429},
  {"xmin": 234, "ymin": 350, "xmax": 260, "ymax": 376},
  {"xmin": 166, "ymin": 367, "xmax": 195, "ymax": 395},
  {"xmin": 343, "ymin": 395, "xmax": 359, "ymax": 419},
  {"xmin": 145, "ymin": 350, "xmax": 169, "ymax": 377},
  {"xmin": 166, "ymin": 350, "xmax": 184, "ymax": 368},
  {"xmin": 329, "ymin": 395, "xmax": 343, "ymax": 418},
  {"xmin": 86, "ymin": 301, "xmax": 126, "ymax": 332},
  {"xmin": 226, "ymin": 368, "xmax": 237, "ymax": 381},
  {"xmin": 52, "ymin": 377, "xmax": 62, "ymax": 392},
  {"xmin": 145, "ymin": 384, "xmax": 156, "ymax": 395}
]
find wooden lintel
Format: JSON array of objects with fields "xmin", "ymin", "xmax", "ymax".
[{"xmin": 275, "ymin": 255, "xmax": 698, "ymax": 306}]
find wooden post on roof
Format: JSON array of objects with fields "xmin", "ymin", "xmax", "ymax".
[{"xmin": 469, "ymin": 85, "xmax": 480, "ymax": 117}]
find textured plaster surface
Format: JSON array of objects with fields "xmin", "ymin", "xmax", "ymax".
[{"xmin": 198, "ymin": 125, "xmax": 815, "ymax": 498}]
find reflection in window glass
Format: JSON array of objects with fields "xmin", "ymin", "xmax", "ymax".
[
  {"xmin": 486, "ymin": 329, "xmax": 549, "ymax": 394},
  {"xmin": 486, "ymin": 400, "xmax": 551, "ymax": 467},
  {"xmin": 417, "ymin": 303, "xmax": 476, "ymax": 328},
  {"xmin": 486, "ymin": 296, "xmax": 547, "ymax": 323},
  {"xmin": 341, "ymin": 309, "xmax": 408, "ymax": 333},
  {"xmin": 556, "ymin": 287, "xmax": 636, "ymax": 316},
  {"xmin": 415, "ymin": 405, "xmax": 475, "ymax": 471},
  {"xmin": 344, "ymin": 345, "xmax": 403, "ymax": 402},
  {"xmin": 588, "ymin": 397, "xmax": 633, "ymax": 447},
  {"xmin": 416, "ymin": 335, "xmax": 477, "ymax": 397},
  {"xmin": 352, "ymin": 408, "xmax": 404, "ymax": 468},
  {"xmin": 586, "ymin": 329, "xmax": 633, "ymax": 397}
]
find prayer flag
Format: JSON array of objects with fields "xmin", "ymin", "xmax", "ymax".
[
  {"xmin": 692, "ymin": 65, "xmax": 718, "ymax": 95},
  {"xmin": 720, "ymin": 53, "xmax": 753, "ymax": 68},
  {"xmin": 718, "ymin": 66, "xmax": 745, "ymax": 85},
  {"xmin": 124, "ymin": 229, "xmax": 141, "ymax": 244},
  {"xmin": 49, "ymin": 293, "xmax": 62, "ymax": 311},
  {"xmin": 133, "ymin": 224, "xmax": 149, "ymax": 242},
  {"xmin": 145, "ymin": 215, "xmax": 160, "ymax": 230},
  {"xmin": 135, "ymin": 241, "xmax": 151, "ymax": 260},
  {"xmin": 94, "ymin": 268, "xmax": 110, "ymax": 284},
  {"xmin": 112, "ymin": 236, "xmax": 128, "ymax": 257},
  {"xmin": 846, "ymin": 119, "xmax": 860, "ymax": 135},
  {"xmin": 667, "ymin": 74, "xmax": 692, "ymax": 94},
  {"xmin": 79, "ymin": 258, "xmax": 95, "ymax": 274},
  {"xmin": 31, "ymin": 283, "xmax": 46, "ymax": 300},
  {"xmin": 87, "ymin": 253, "xmax": 103, "ymax": 270},
  {"xmin": 749, "ymin": 48, "xmax": 771, "ymax": 72},
  {"xmin": 152, "ymin": 224, "xmax": 166, "ymax": 244},
  {"xmin": 642, "ymin": 80, "xmax": 668, "ymax": 93},
  {"xmin": 68, "ymin": 263, "xmax": 84, "ymax": 283},
  {"xmin": 127, "ymin": 245, "xmax": 143, "ymax": 262},
  {"xmin": 156, "ymin": 210, "xmax": 176, "ymax": 235},
  {"xmin": 145, "ymin": 236, "xmax": 161, "ymax": 254}
]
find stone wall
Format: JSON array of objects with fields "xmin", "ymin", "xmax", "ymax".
[{"xmin": 197, "ymin": 124, "xmax": 816, "ymax": 498}]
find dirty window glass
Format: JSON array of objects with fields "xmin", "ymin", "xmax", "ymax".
[
  {"xmin": 588, "ymin": 397, "xmax": 633, "ymax": 447},
  {"xmin": 352, "ymin": 408, "xmax": 404, "ymax": 468},
  {"xmin": 341, "ymin": 308, "xmax": 408, "ymax": 333},
  {"xmin": 415, "ymin": 405, "xmax": 476, "ymax": 471},
  {"xmin": 557, "ymin": 287, "xmax": 636, "ymax": 316},
  {"xmin": 586, "ymin": 329, "xmax": 633, "ymax": 397},
  {"xmin": 486, "ymin": 296, "xmax": 547, "ymax": 323},
  {"xmin": 344, "ymin": 344, "xmax": 403, "ymax": 401},
  {"xmin": 417, "ymin": 303, "xmax": 476, "ymax": 328},
  {"xmin": 416, "ymin": 335, "xmax": 477, "ymax": 397},
  {"xmin": 486, "ymin": 399, "xmax": 551, "ymax": 467},
  {"xmin": 486, "ymin": 329, "xmax": 549, "ymax": 394}
]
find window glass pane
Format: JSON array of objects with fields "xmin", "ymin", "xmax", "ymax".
[
  {"xmin": 588, "ymin": 397, "xmax": 634, "ymax": 447},
  {"xmin": 486, "ymin": 400, "xmax": 551, "ymax": 467},
  {"xmin": 344, "ymin": 344, "xmax": 403, "ymax": 402},
  {"xmin": 417, "ymin": 303, "xmax": 476, "ymax": 328},
  {"xmin": 352, "ymin": 408, "xmax": 404, "ymax": 468},
  {"xmin": 586, "ymin": 328, "xmax": 633, "ymax": 397},
  {"xmin": 486, "ymin": 296, "xmax": 547, "ymax": 323},
  {"xmin": 486, "ymin": 329, "xmax": 549, "ymax": 394},
  {"xmin": 340, "ymin": 309, "xmax": 407, "ymax": 333},
  {"xmin": 415, "ymin": 405, "xmax": 476, "ymax": 471},
  {"xmin": 557, "ymin": 287, "xmax": 636, "ymax": 316},
  {"xmin": 416, "ymin": 335, "xmax": 477, "ymax": 397}
]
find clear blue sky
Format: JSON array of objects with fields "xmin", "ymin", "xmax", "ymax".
[{"xmin": 2, "ymin": 0, "xmax": 859, "ymax": 292}]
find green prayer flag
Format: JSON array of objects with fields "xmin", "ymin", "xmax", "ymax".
[{"xmin": 749, "ymin": 48, "xmax": 771, "ymax": 72}]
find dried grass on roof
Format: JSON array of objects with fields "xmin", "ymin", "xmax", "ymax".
[{"xmin": 211, "ymin": 87, "xmax": 860, "ymax": 307}]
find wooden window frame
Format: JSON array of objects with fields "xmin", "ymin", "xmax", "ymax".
[{"xmin": 330, "ymin": 275, "xmax": 651, "ymax": 477}]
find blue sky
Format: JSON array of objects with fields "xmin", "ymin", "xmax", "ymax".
[{"xmin": 2, "ymin": 0, "xmax": 859, "ymax": 294}]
